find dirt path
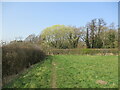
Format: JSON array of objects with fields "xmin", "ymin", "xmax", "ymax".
[{"xmin": 51, "ymin": 60, "xmax": 57, "ymax": 88}]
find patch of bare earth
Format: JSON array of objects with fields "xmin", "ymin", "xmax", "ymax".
[
  {"xmin": 51, "ymin": 61, "xmax": 57, "ymax": 88},
  {"xmin": 96, "ymin": 80, "xmax": 107, "ymax": 85}
]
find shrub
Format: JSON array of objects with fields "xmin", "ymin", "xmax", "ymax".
[
  {"xmin": 49, "ymin": 48, "xmax": 118, "ymax": 55},
  {"xmin": 2, "ymin": 42, "xmax": 46, "ymax": 83}
]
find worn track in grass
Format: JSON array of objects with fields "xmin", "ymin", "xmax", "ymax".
[{"xmin": 51, "ymin": 60, "xmax": 57, "ymax": 88}]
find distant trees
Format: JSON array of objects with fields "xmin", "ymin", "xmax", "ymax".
[
  {"xmin": 103, "ymin": 26, "xmax": 118, "ymax": 48},
  {"xmin": 85, "ymin": 18, "xmax": 118, "ymax": 48},
  {"xmin": 85, "ymin": 18, "xmax": 106, "ymax": 48},
  {"xmin": 86, "ymin": 28, "xmax": 90, "ymax": 48},
  {"xmin": 40, "ymin": 25, "xmax": 82, "ymax": 49},
  {"xmin": 23, "ymin": 18, "xmax": 118, "ymax": 49}
]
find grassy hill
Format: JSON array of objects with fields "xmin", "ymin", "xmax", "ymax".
[{"xmin": 3, "ymin": 55, "xmax": 118, "ymax": 88}]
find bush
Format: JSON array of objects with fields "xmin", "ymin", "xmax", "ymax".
[
  {"xmin": 49, "ymin": 48, "xmax": 118, "ymax": 55},
  {"xmin": 2, "ymin": 42, "xmax": 46, "ymax": 81}
]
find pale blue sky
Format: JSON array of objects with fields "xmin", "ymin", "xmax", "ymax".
[{"xmin": 2, "ymin": 2, "xmax": 118, "ymax": 41}]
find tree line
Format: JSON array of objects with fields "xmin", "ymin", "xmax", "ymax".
[{"xmin": 9, "ymin": 18, "xmax": 118, "ymax": 49}]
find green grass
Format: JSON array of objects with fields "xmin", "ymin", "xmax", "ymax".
[
  {"xmin": 54, "ymin": 55, "xmax": 118, "ymax": 88},
  {"xmin": 3, "ymin": 55, "xmax": 118, "ymax": 88},
  {"xmin": 3, "ymin": 57, "xmax": 52, "ymax": 88}
]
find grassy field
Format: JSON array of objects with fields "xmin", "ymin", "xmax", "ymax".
[{"xmin": 3, "ymin": 55, "xmax": 118, "ymax": 88}]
